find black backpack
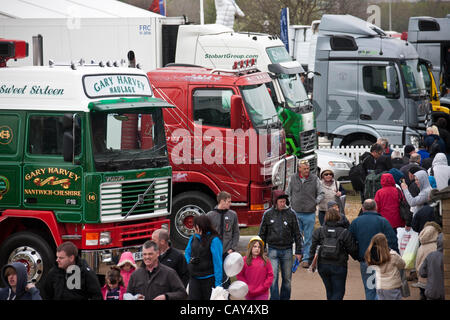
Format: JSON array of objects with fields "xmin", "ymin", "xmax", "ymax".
[
  {"xmin": 320, "ymin": 227, "xmax": 343, "ymax": 260},
  {"xmin": 349, "ymin": 163, "xmax": 365, "ymax": 191},
  {"xmin": 349, "ymin": 152, "xmax": 371, "ymax": 192}
]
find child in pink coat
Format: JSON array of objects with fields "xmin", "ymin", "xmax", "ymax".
[
  {"xmin": 101, "ymin": 267, "xmax": 127, "ymax": 300},
  {"xmin": 117, "ymin": 251, "xmax": 137, "ymax": 289},
  {"xmin": 237, "ymin": 236, "xmax": 274, "ymax": 300}
]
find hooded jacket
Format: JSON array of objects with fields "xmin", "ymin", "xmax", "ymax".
[
  {"xmin": 117, "ymin": 251, "xmax": 137, "ymax": 289},
  {"xmin": 374, "ymin": 173, "xmax": 405, "ymax": 229},
  {"xmin": 403, "ymin": 170, "xmax": 432, "ymax": 214},
  {"xmin": 419, "ymin": 233, "xmax": 444, "ymax": 300},
  {"xmin": 0, "ymin": 262, "xmax": 42, "ymax": 300},
  {"xmin": 416, "ymin": 222, "xmax": 441, "ymax": 287},
  {"xmin": 429, "ymin": 153, "xmax": 450, "ymax": 191}
]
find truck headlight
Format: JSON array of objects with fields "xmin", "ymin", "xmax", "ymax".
[
  {"xmin": 99, "ymin": 231, "xmax": 111, "ymax": 246},
  {"xmin": 328, "ymin": 161, "xmax": 350, "ymax": 169}
]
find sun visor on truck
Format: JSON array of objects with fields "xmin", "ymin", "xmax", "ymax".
[
  {"xmin": 88, "ymin": 97, "xmax": 174, "ymax": 113},
  {"xmin": 268, "ymin": 61, "xmax": 305, "ymax": 75}
]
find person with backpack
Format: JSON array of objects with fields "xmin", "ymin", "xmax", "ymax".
[
  {"xmin": 308, "ymin": 207, "xmax": 358, "ymax": 300},
  {"xmin": 374, "ymin": 173, "xmax": 406, "ymax": 233},
  {"xmin": 349, "ymin": 143, "xmax": 385, "ymax": 203},
  {"xmin": 349, "ymin": 199, "xmax": 399, "ymax": 300}
]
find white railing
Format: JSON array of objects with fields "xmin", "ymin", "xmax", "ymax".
[{"xmin": 318, "ymin": 144, "xmax": 404, "ymax": 165}]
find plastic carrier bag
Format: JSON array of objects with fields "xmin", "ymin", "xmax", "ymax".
[{"xmin": 401, "ymin": 231, "xmax": 419, "ymax": 269}]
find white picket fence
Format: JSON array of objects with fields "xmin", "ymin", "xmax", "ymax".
[{"xmin": 318, "ymin": 144, "xmax": 404, "ymax": 165}]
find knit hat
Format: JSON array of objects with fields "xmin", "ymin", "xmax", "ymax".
[
  {"xmin": 320, "ymin": 169, "xmax": 334, "ymax": 179},
  {"xmin": 404, "ymin": 145, "xmax": 415, "ymax": 155},
  {"xmin": 327, "ymin": 200, "xmax": 338, "ymax": 209},
  {"xmin": 388, "ymin": 168, "xmax": 404, "ymax": 185},
  {"xmin": 272, "ymin": 190, "xmax": 290, "ymax": 206}
]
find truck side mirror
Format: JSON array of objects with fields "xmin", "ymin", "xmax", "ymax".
[
  {"xmin": 386, "ymin": 66, "xmax": 398, "ymax": 95},
  {"xmin": 63, "ymin": 131, "xmax": 74, "ymax": 162},
  {"xmin": 231, "ymin": 95, "xmax": 244, "ymax": 130},
  {"xmin": 62, "ymin": 113, "xmax": 77, "ymax": 163}
]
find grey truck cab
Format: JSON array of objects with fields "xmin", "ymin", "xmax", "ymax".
[
  {"xmin": 313, "ymin": 14, "xmax": 431, "ymax": 147},
  {"xmin": 408, "ymin": 15, "xmax": 450, "ymax": 110}
]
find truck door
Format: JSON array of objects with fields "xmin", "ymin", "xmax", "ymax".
[
  {"xmin": 189, "ymin": 86, "xmax": 248, "ymax": 201},
  {"xmin": 326, "ymin": 60, "xmax": 358, "ymax": 133},
  {"xmin": 0, "ymin": 112, "xmax": 23, "ymax": 208},
  {"xmin": 23, "ymin": 113, "xmax": 83, "ymax": 215},
  {"xmin": 358, "ymin": 62, "xmax": 403, "ymax": 129}
]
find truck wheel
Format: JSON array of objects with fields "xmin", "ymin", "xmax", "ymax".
[
  {"xmin": 170, "ymin": 191, "xmax": 216, "ymax": 249},
  {"xmin": 347, "ymin": 139, "xmax": 374, "ymax": 147},
  {"xmin": 0, "ymin": 231, "xmax": 55, "ymax": 287}
]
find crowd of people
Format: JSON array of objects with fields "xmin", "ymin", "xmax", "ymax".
[{"xmin": 1, "ymin": 131, "xmax": 448, "ymax": 300}]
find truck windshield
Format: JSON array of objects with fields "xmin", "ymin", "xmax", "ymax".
[
  {"xmin": 277, "ymin": 73, "xmax": 310, "ymax": 109},
  {"xmin": 240, "ymin": 83, "xmax": 280, "ymax": 129},
  {"xmin": 400, "ymin": 60, "xmax": 427, "ymax": 96},
  {"xmin": 90, "ymin": 110, "xmax": 169, "ymax": 172}
]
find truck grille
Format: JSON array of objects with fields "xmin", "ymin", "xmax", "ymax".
[
  {"xmin": 300, "ymin": 129, "xmax": 316, "ymax": 153},
  {"xmin": 100, "ymin": 178, "xmax": 171, "ymax": 223}
]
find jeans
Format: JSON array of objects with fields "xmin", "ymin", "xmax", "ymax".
[
  {"xmin": 295, "ymin": 212, "xmax": 315, "ymax": 262},
  {"xmin": 268, "ymin": 247, "xmax": 293, "ymax": 300},
  {"xmin": 318, "ymin": 263, "xmax": 348, "ymax": 300},
  {"xmin": 360, "ymin": 261, "xmax": 378, "ymax": 300}
]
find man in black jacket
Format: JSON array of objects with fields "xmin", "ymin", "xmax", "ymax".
[
  {"xmin": 42, "ymin": 241, "xmax": 102, "ymax": 300},
  {"xmin": 259, "ymin": 191, "xmax": 303, "ymax": 300},
  {"xmin": 152, "ymin": 228, "xmax": 189, "ymax": 288},
  {"xmin": 126, "ymin": 240, "xmax": 187, "ymax": 300}
]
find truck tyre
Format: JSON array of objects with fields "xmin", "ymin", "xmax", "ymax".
[
  {"xmin": 347, "ymin": 139, "xmax": 374, "ymax": 147},
  {"xmin": 0, "ymin": 231, "xmax": 55, "ymax": 288},
  {"xmin": 170, "ymin": 191, "xmax": 216, "ymax": 249}
]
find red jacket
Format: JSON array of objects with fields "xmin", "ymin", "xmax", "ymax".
[{"xmin": 374, "ymin": 173, "xmax": 405, "ymax": 229}]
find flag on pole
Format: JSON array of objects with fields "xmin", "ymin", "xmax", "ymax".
[
  {"xmin": 280, "ymin": 7, "xmax": 289, "ymax": 52},
  {"xmin": 149, "ymin": 0, "xmax": 165, "ymax": 16}
]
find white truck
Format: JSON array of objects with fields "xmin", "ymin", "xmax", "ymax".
[{"xmin": 0, "ymin": 0, "xmax": 185, "ymax": 70}]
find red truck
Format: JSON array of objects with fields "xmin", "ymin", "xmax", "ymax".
[{"xmin": 147, "ymin": 63, "xmax": 296, "ymax": 248}]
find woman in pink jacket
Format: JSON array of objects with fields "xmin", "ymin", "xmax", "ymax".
[
  {"xmin": 237, "ymin": 236, "xmax": 274, "ymax": 300},
  {"xmin": 374, "ymin": 173, "xmax": 405, "ymax": 231}
]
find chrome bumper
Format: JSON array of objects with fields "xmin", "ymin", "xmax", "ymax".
[{"xmin": 81, "ymin": 245, "xmax": 142, "ymax": 275}]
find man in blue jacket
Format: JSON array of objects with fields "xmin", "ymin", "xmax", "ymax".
[{"xmin": 349, "ymin": 199, "xmax": 399, "ymax": 300}]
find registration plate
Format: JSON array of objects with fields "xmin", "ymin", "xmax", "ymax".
[{"xmin": 133, "ymin": 251, "xmax": 143, "ymax": 261}]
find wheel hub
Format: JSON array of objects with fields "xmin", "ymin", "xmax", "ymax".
[
  {"xmin": 175, "ymin": 205, "xmax": 205, "ymax": 239},
  {"xmin": 8, "ymin": 246, "xmax": 44, "ymax": 283}
]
